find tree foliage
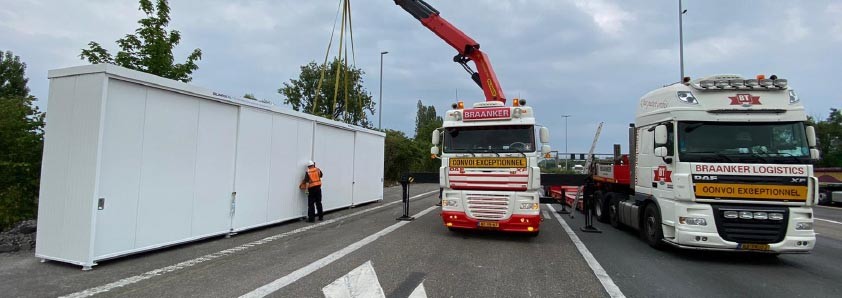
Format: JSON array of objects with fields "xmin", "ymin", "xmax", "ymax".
[
  {"xmin": 413, "ymin": 101, "xmax": 442, "ymax": 172},
  {"xmin": 382, "ymin": 101, "xmax": 442, "ymax": 182},
  {"xmin": 80, "ymin": 0, "xmax": 202, "ymax": 82},
  {"xmin": 0, "ymin": 51, "xmax": 44, "ymax": 230},
  {"xmin": 279, "ymin": 59, "xmax": 374, "ymax": 127},
  {"xmin": 813, "ymin": 108, "xmax": 842, "ymax": 167}
]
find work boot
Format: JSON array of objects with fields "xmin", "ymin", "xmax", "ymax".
[
  {"xmin": 307, "ymin": 218, "xmax": 315, "ymax": 223},
  {"xmin": 318, "ymin": 217, "xmax": 324, "ymax": 221}
]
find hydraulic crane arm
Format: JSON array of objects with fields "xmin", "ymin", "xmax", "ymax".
[{"xmin": 394, "ymin": 0, "xmax": 507, "ymax": 103}]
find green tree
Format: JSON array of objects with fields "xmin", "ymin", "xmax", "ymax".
[
  {"xmin": 0, "ymin": 51, "xmax": 44, "ymax": 229},
  {"xmin": 814, "ymin": 108, "xmax": 842, "ymax": 167},
  {"xmin": 413, "ymin": 100, "xmax": 442, "ymax": 172},
  {"xmin": 80, "ymin": 0, "xmax": 202, "ymax": 82},
  {"xmin": 279, "ymin": 59, "xmax": 375, "ymax": 127},
  {"xmin": 383, "ymin": 130, "xmax": 423, "ymax": 182}
]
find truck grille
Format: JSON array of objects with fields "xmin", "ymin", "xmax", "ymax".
[
  {"xmin": 711, "ymin": 205, "xmax": 789, "ymax": 244},
  {"xmin": 466, "ymin": 194, "xmax": 510, "ymax": 220}
]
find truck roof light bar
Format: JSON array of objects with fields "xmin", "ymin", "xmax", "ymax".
[
  {"xmin": 714, "ymin": 80, "xmax": 730, "ymax": 89},
  {"xmin": 774, "ymin": 79, "xmax": 788, "ymax": 88},
  {"xmin": 729, "ymin": 79, "xmax": 745, "ymax": 88},
  {"xmin": 759, "ymin": 79, "xmax": 774, "ymax": 88}
]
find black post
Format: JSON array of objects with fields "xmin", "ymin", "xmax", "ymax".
[
  {"xmin": 397, "ymin": 174, "xmax": 415, "ymax": 221},
  {"xmin": 580, "ymin": 177, "xmax": 602, "ymax": 233},
  {"xmin": 556, "ymin": 188, "xmax": 570, "ymax": 214}
]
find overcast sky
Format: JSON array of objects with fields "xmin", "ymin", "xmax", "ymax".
[{"xmin": 3, "ymin": 0, "xmax": 841, "ymax": 154}]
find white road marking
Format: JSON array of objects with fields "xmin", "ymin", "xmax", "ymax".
[
  {"xmin": 408, "ymin": 281, "xmax": 428, "ymax": 298},
  {"xmin": 240, "ymin": 205, "xmax": 439, "ymax": 298},
  {"xmin": 542, "ymin": 211, "xmax": 550, "ymax": 219},
  {"xmin": 816, "ymin": 218, "xmax": 842, "ymax": 225},
  {"xmin": 60, "ymin": 190, "xmax": 438, "ymax": 298},
  {"xmin": 322, "ymin": 261, "xmax": 385, "ymax": 298},
  {"xmin": 547, "ymin": 204, "xmax": 625, "ymax": 298}
]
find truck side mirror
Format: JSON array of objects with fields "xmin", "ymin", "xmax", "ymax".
[
  {"xmin": 654, "ymin": 146, "xmax": 668, "ymax": 157},
  {"xmin": 541, "ymin": 145, "xmax": 551, "ymax": 155},
  {"xmin": 539, "ymin": 127, "xmax": 550, "ymax": 144},
  {"xmin": 654, "ymin": 125, "xmax": 668, "ymax": 145},
  {"xmin": 806, "ymin": 126, "xmax": 817, "ymax": 147},
  {"xmin": 431, "ymin": 146, "xmax": 439, "ymax": 156},
  {"xmin": 431, "ymin": 129, "xmax": 441, "ymax": 145},
  {"xmin": 810, "ymin": 148, "xmax": 820, "ymax": 160}
]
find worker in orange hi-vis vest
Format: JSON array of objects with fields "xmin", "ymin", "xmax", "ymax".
[{"xmin": 302, "ymin": 160, "xmax": 324, "ymax": 222}]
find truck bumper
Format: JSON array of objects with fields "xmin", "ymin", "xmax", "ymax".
[
  {"xmin": 441, "ymin": 211, "xmax": 541, "ymax": 233},
  {"xmin": 667, "ymin": 204, "xmax": 815, "ymax": 253},
  {"xmin": 667, "ymin": 232, "xmax": 814, "ymax": 253}
]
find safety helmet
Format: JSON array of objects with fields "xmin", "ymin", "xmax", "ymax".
[{"xmin": 307, "ymin": 160, "xmax": 315, "ymax": 167}]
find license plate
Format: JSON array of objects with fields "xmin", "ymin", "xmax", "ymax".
[
  {"xmin": 739, "ymin": 243, "xmax": 770, "ymax": 251},
  {"xmin": 478, "ymin": 221, "xmax": 499, "ymax": 228}
]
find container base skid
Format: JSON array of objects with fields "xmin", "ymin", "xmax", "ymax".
[{"xmin": 441, "ymin": 211, "xmax": 540, "ymax": 233}]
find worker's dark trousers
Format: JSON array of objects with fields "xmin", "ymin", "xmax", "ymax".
[{"xmin": 307, "ymin": 186, "xmax": 324, "ymax": 221}]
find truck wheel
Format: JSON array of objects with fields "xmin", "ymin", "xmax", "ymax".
[
  {"xmin": 595, "ymin": 192, "xmax": 609, "ymax": 223},
  {"xmin": 643, "ymin": 203, "xmax": 665, "ymax": 249},
  {"xmin": 609, "ymin": 197, "xmax": 621, "ymax": 228}
]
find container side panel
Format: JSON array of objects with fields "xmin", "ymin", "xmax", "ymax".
[
  {"xmin": 295, "ymin": 120, "xmax": 315, "ymax": 217},
  {"xmin": 62, "ymin": 74, "xmax": 106, "ymax": 263},
  {"xmin": 232, "ymin": 108, "xmax": 272, "ymax": 230},
  {"xmin": 353, "ymin": 133, "xmax": 385, "ymax": 205},
  {"xmin": 314, "ymin": 125, "xmax": 355, "ymax": 211},
  {"xmin": 36, "ymin": 77, "xmax": 77, "ymax": 259},
  {"xmin": 192, "ymin": 100, "xmax": 238, "ymax": 236},
  {"xmin": 267, "ymin": 114, "xmax": 306, "ymax": 222},
  {"xmin": 94, "ymin": 79, "xmax": 146, "ymax": 258},
  {"xmin": 135, "ymin": 89, "xmax": 199, "ymax": 248}
]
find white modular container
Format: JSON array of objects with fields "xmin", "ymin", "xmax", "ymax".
[{"xmin": 35, "ymin": 64, "xmax": 385, "ymax": 269}]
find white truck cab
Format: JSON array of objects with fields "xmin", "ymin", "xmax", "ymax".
[
  {"xmin": 612, "ymin": 74, "xmax": 819, "ymax": 253},
  {"xmin": 432, "ymin": 100, "xmax": 550, "ymax": 234}
]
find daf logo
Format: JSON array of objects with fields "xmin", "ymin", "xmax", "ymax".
[
  {"xmin": 693, "ymin": 175, "xmax": 718, "ymax": 181},
  {"xmin": 791, "ymin": 177, "xmax": 807, "ymax": 183}
]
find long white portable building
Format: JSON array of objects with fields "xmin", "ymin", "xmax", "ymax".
[{"xmin": 35, "ymin": 64, "xmax": 385, "ymax": 269}]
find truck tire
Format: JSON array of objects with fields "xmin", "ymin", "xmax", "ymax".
[
  {"xmin": 643, "ymin": 203, "xmax": 665, "ymax": 249},
  {"xmin": 595, "ymin": 192, "xmax": 609, "ymax": 223},
  {"xmin": 609, "ymin": 196, "xmax": 621, "ymax": 228}
]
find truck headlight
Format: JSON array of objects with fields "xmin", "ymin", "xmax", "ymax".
[
  {"xmin": 443, "ymin": 200, "xmax": 458, "ymax": 207},
  {"xmin": 795, "ymin": 222, "xmax": 813, "ymax": 230},
  {"xmin": 769, "ymin": 213, "xmax": 784, "ymax": 221},
  {"xmin": 679, "ymin": 217, "xmax": 707, "ymax": 226},
  {"xmin": 723, "ymin": 211, "xmax": 739, "ymax": 219},
  {"xmin": 520, "ymin": 203, "xmax": 538, "ymax": 210}
]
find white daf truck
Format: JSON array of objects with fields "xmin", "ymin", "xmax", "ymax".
[
  {"xmin": 592, "ymin": 74, "xmax": 819, "ymax": 253},
  {"xmin": 431, "ymin": 100, "xmax": 550, "ymax": 235}
]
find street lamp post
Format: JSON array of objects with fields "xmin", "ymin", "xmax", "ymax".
[
  {"xmin": 379, "ymin": 51, "xmax": 389, "ymax": 129},
  {"xmin": 679, "ymin": 0, "xmax": 687, "ymax": 81},
  {"xmin": 561, "ymin": 115, "xmax": 571, "ymax": 171}
]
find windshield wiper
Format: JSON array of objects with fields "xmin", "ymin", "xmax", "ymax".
[
  {"xmin": 509, "ymin": 147, "xmax": 527, "ymax": 158},
  {"xmin": 686, "ymin": 151, "xmax": 735, "ymax": 162},
  {"xmin": 775, "ymin": 152, "xmax": 806, "ymax": 164},
  {"xmin": 486, "ymin": 148, "xmax": 501, "ymax": 157},
  {"xmin": 448, "ymin": 148, "xmax": 476, "ymax": 157}
]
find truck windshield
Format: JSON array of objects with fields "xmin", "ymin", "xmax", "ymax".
[
  {"xmin": 444, "ymin": 125, "xmax": 535, "ymax": 153},
  {"xmin": 677, "ymin": 121, "xmax": 810, "ymax": 164}
]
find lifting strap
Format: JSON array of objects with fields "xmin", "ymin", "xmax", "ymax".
[{"xmin": 314, "ymin": 0, "xmax": 358, "ymax": 122}]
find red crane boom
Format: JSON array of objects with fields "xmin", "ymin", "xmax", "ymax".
[{"xmin": 394, "ymin": 0, "xmax": 507, "ymax": 103}]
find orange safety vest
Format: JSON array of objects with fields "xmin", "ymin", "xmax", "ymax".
[{"xmin": 307, "ymin": 167, "xmax": 322, "ymax": 187}]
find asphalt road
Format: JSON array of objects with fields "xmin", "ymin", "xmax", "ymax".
[
  {"xmin": 564, "ymin": 203, "xmax": 842, "ymax": 298},
  {"xmin": 3, "ymin": 186, "xmax": 842, "ymax": 298}
]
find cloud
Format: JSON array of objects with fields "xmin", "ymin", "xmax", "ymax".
[
  {"xmin": 571, "ymin": 0, "xmax": 635, "ymax": 37},
  {"xmin": 1, "ymin": 0, "xmax": 839, "ymax": 154}
]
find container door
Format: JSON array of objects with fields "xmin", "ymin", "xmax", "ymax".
[
  {"xmin": 314, "ymin": 124, "xmax": 355, "ymax": 211},
  {"xmin": 352, "ymin": 132, "xmax": 384, "ymax": 205},
  {"xmin": 267, "ymin": 114, "xmax": 308, "ymax": 222},
  {"xmin": 232, "ymin": 108, "xmax": 272, "ymax": 230},
  {"xmin": 191, "ymin": 100, "xmax": 238, "ymax": 237}
]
